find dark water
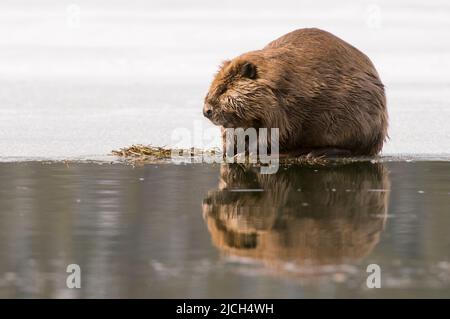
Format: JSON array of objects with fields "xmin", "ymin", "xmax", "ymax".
[{"xmin": 0, "ymin": 161, "xmax": 450, "ymax": 298}]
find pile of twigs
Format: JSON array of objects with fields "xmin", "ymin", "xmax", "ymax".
[{"xmin": 112, "ymin": 144, "xmax": 333, "ymax": 166}]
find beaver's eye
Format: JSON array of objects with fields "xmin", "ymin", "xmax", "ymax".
[{"xmin": 217, "ymin": 85, "xmax": 227, "ymax": 96}]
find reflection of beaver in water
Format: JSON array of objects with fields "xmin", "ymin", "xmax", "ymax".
[
  {"xmin": 202, "ymin": 163, "xmax": 390, "ymax": 271},
  {"xmin": 203, "ymin": 28, "xmax": 388, "ymax": 157}
]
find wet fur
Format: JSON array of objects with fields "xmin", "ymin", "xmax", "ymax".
[{"xmin": 204, "ymin": 28, "xmax": 388, "ymax": 156}]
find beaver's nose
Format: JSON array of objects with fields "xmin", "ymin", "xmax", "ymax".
[{"xmin": 203, "ymin": 104, "xmax": 213, "ymax": 119}]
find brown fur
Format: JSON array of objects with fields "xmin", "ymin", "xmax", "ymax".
[
  {"xmin": 204, "ymin": 28, "xmax": 388, "ymax": 156},
  {"xmin": 202, "ymin": 163, "xmax": 390, "ymax": 274}
]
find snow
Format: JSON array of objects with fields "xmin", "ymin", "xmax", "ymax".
[{"xmin": 0, "ymin": 0, "xmax": 449, "ymax": 159}]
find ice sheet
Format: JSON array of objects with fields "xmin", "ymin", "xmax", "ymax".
[{"xmin": 0, "ymin": 0, "xmax": 449, "ymax": 159}]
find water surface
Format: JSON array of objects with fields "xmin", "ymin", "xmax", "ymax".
[{"xmin": 1, "ymin": 161, "xmax": 449, "ymax": 298}]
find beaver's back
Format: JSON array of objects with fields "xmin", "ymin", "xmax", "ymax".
[{"xmin": 261, "ymin": 28, "xmax": 387, "ymax": 155}]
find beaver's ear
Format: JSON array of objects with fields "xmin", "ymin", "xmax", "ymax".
[{"xmin": 240, "ymin": 62, "xmax": 257, "ymax": 79}]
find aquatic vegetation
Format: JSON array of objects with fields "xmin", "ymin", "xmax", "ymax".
[
  {"xmin": 112, "ymin": 144, "xmax": 177, "ymax": 160},
  {"xmin": 112, "ymin": 144, "xmax": 199, "ymax": 164},
  {"xmin": 112, "ymin": 144, "xmax": 333, "ymax": 166}
]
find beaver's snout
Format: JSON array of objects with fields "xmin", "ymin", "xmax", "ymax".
[{"xmin": 203, "ymin": 103, "xmax": 213, "ymax": 119}]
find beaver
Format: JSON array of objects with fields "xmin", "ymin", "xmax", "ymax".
[
  {"xmin": 203, "ymin": 28, "xmax": 388, "ymax": 157},
  {"xmin": 202, "ymin": 163, "xmax": 390, "ymax": 274}
]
